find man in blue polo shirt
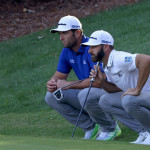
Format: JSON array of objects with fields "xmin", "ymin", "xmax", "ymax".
[{"xmin": 45, "ymin": 15, "xmax": 117, "ymax": 139}]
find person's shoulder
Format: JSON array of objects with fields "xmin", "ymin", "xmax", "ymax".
[
  {"xmin": 112, "ymin": 49, "xmax": 135, "ymax": 55},
  {"xmin": 109, "ymin": 50, "xmax": 126, "ymax": 65},
  {"xmin": 62, "ymin": 47, "xmax": 71, "ymax": 52},
  {"xmin": 114, "ymin": 50, "xmax": 137, "ymax": 61},
  {"xmin": 112, "ymin": 50, "xmax": 136, "ymax": 67},
  {"xmin": 60, "ymin": 47, "xmax": 72, "ymax": 58},
  {"xmin": 111, "ymin": 50, "xmax": 132, "ymax": 58},
  {"xmin": 82, "ymin": 35, "xmax": 89, "ymax": 43},
  {"xmin": 81, "ymin": 35, "xmax": 90, "ymax": 50}
]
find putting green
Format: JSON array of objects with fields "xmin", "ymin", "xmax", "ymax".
[{"xmin": 0, "ymin": 135, "xmax": 149, "ymax": 150}]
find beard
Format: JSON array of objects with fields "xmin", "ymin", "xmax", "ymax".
[
  {"xmin": 63, "ymin": 32, "xmax": 77, "ymax": 49},
  {"xmin": 63, "ymin": 39, "xmax": 77, "ymax": 48},
  {"xmin": 91, "ymin": 46, "xmax": 105, "ymax": 62}
]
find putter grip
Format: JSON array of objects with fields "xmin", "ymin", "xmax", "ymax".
[{"xmin": 91, "ymin": 61, "xmax": 100, "ymax": 82}]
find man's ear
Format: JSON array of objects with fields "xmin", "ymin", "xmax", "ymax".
[
  {"xmin": 75, "ymin": 29, "xmax": 81, "ymax": 38},
  {"xmin": 103, "ymin": 44, "xmax": 109, "ymax": 52}
]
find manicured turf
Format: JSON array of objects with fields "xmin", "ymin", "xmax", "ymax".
[
  {"xmin": 0, "ymin": 135, "xmax": 150, "ymax": 150},
  {"xmin": 0, "ymin": 0, "xmax": 150, "ymax": 149}
]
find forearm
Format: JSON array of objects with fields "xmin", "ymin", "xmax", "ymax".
[
  {"xmin": 64, "ymin": 78, "xmax": 121, "ymax": 91},
  {"xmin": 63, "ymin": 78, "xmax": 101, "ymax": 89},
  {"xmin": 93, "ymin": 66, "xmax": 122, "ymax": 92},
  {"xmin": 50, "ymin": 71, "xmax": 68, "ymax": 82},
  {"xmin": 100, "ymin": 79, "xmax": 122, "ymax": 93},
  {"xmin": 136, "ymin": 54, "xmax": 150, "ymax": 93},
  {"xmin": 50, "ymin": 75, "xmax": 59, "ymax": 82}
]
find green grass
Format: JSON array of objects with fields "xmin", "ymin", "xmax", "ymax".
[
  {"xmin": 1, "ymin": 135, "xmax": 150, "ymax": 150},
  {"xmin": 0, "ymin": 0, "xmax": 150, "ymax": 149},
  {"xmin": 0, "ymin": 111, "xmax": 137, "ymax": 140}
]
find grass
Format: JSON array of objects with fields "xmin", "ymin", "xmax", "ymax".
[
  {"xmin": 0, "ymin": 135, "xmax": 150, "ymax": 150},
  {"xmin": 0, "ymin": 0, "xmax": 150, "ymax": 149},
  {"xmin": 0, "ymin": 110, "xmax": 138, "ymax": 140}
]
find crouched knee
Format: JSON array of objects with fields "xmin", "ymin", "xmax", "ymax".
[
  {"xmin": 78, "ymin": 88, "xmax": 88, "ymax": 108},
  {"xmin": 99, "ymin": 94, "xmax": 111, "ymax": 110},
  {"xmin": 45, "ymin": 91, "xmax": 53, "ymax": 104},
  {"xmin": 122, "ymin": 95, "xmax": 137, "ymax": 114}
]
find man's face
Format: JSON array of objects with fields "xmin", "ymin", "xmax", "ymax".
[
  {"xmin": 88, "ymin": 45, "xmax": 105, "ymax": 62},
  {"xmin": 59, "ymin": 30, "xmax": 77, "ymax": 48}
]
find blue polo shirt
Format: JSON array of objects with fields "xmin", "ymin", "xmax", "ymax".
[{"xmin": 57, "ymin": 35, "xmax": 103, "ymax": 80}]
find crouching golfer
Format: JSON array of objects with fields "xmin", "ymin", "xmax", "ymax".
[
  {"xmin": 45, "ymin": 15, "xmax": 117, "ymax": 139},
  {"xmin": 81, "ymin": 30, "xmax": 150, "ymax": 144}
]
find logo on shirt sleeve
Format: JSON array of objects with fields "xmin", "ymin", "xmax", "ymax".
[{"xmin": 125, "ymin": 56, "xmax": 132, "ymax": 62}]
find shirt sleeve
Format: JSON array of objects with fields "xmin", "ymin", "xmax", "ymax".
[
  {"xmin": 116, "ymin": 52, "xmax": 137, "ymax": 71},
  {"xmin": 57, "ymin": 49, "xmax": 72, "ymax": 74}
]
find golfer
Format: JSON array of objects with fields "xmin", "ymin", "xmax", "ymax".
[
  {"xmin": 81, "ymin": 30, "xmax": 150, "ymax": 145},
  {"xmin": 45, "ymin": 16, "xmax": 116, "ymax": 139}
]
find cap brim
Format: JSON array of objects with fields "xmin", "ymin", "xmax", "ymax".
[
  {"xmin": 50, "ymin": 27, "xmax": 70, "ymax": 33},
  {"xmin": 81, "ymin": 41, "xmax": 101, "ymax": 46}
]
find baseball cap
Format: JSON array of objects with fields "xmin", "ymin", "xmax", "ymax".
[
  {"xmin": 81, "ymin": 30, "xmax": 114, "ymax": 46},
  {"xmin": 50, "ymin": 15, "xmax": 82, "ymax": 33}
]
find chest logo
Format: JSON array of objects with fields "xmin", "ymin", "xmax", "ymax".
[
  {"xmin": 70, "ymin": 59, "xmax": 75, "ymax": 63},
  {"xmin": 83, "ymin": 60, "xmax": 87, "ymax": 64}
]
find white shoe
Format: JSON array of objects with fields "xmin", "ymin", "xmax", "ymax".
[
  {"xmin": 96, "ymin": 132, "xmax": 109, "ymax": 140},
  {"xmin": 96, "ymin": 124, "xmax": 121, "ymax": 141},
  {"xmin": 83, "ymin": 129, "xmax": 93, "ymax": 139},
  {"xmin": 130, "ymin": 131, "xmax": 148, "ymax": 144},
  {"xmin": 141, "ymin": 132, "xmax": 150, "ymax": 145}
]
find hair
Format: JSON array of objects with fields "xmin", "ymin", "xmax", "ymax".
[
  {"xmin": 109, "ymin": 45, "xmax": 114, "ymax": 49},
  {"xmin": 101, "ymin": 44, "xmax": 114, "ymax": 50},
  {"xmin": 71, "ymin": 29, "xmax": 83, "ymax": 35}
]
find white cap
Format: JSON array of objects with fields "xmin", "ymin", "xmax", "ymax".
[
  {"xmin": 51, "ymin": 15, "xmax": 82, "ymax": 33},
  {"xmin": 81, "ymin": 30, "xmax": 114, "ymax": 46}
]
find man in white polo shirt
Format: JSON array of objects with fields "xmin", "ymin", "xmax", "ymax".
[{"xmin": 81, "ymin": 30, "xmax": 150, "ymax": 145}]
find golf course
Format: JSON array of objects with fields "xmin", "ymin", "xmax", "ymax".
[{"xmin": 0, "ymin": 0, "xmax": 150, "ymax": 149}]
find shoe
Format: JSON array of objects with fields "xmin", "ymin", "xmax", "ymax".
[
  {"xmin": 130, "ymin": 131, "xmax": 148, "ymax": 144},
  {"xmin": 96, "ymin": 124, "xmax": 121, "ymax": 141},
  {"xmin": 140, "ymin": 132, "xmax": 150, "ymax": 145},
  {"xmin": 92, "ymin": 124, "xmax": 101, "ymax": 139},
  {"xmin": 83, "ymin": 124, "xmax": 100, "ymax": 139}
]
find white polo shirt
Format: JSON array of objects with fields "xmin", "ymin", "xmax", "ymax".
[{"xmin": 104, "ymin": 50, "xmax": 150, "ymax": 92}]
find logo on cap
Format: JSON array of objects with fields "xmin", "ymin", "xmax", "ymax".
[
  {"xmin": 58, "ymin": 23, "xmax": 66, "ymax": 26},
  {"xmin": 90, "ymin": 37, "xmax": 97, "ymax": 40},
  {"xmin": 71, "ymin": 25, "xmax": 80, "ymax": 29},
  {"xmin": 102, "ymin": 40, "xmax": 111, "ymax": 44}
]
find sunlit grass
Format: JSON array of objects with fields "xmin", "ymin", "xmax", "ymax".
[{"xmin": 0, "ymin": 1, "xmax": 150, "ymax": 148}]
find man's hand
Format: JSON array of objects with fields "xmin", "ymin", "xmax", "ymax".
[
  {"xmin": 90, "ymin": 66, "xmax": 105, "ymax": 83},
  {"xmin": 89, "ymin": 68, "xmax": 97, "ymax": 79},
  {"xmin": 47, "ymin": 79, "xmax": 57, "ymax": 93},
  {"xmin": 97, "ymin": 66, "xmax": 105, "ymax": 83},
  {"xmin": 122, "ymin": 88, "xmax": 141, "ymax": 98}
]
